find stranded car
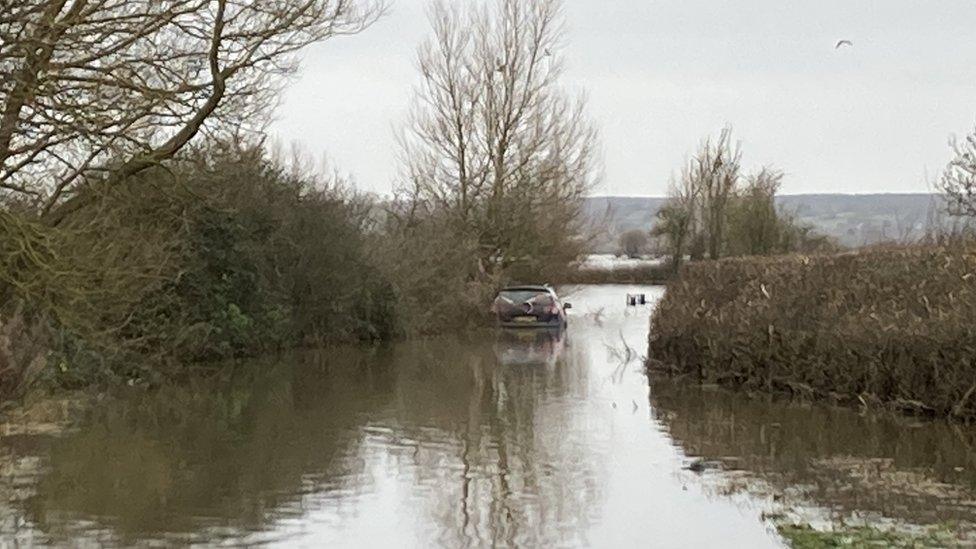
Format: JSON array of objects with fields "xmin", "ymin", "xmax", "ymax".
[{"xmin": 491, "ymin": 285, "xmax": 571, "ymax": 328}]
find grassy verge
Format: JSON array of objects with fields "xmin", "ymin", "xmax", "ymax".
[
  {"xmin": 776, "ymin": 523, "xmax": 959, "ymax": 548},
  {"xmin": 648, "ymin": 244, "xmax": 976, "ymax": 420},
  {"xmin": 557, "ymin": 263, "xmax": 674, "ymax": 285}
]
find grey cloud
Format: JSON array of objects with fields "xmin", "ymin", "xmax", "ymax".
[{"xmin": 273, "ymin": 0, "xmax": 976, "ymax": 196}]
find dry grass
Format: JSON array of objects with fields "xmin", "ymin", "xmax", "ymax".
[
  {"xmin": 648, "ymin": 243, "xmax": 976, "ymax": 419},
  {"xmin": 557, "ymin": 263, "xmax": 673, "ymax": 285}
]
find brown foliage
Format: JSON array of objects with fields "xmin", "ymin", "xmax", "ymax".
[
  {"xmin": 648, "ymin": 244, "xmax": 976, "ymax": 419},
  {"xmin": 373, "ymin": 212, "xmax": 499, "ymax": 334},
  {"xmin": 556, "ymin": 262, "xmax": 672, "ymax": 285}
]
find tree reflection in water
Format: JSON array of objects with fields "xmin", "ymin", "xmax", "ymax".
[
  {"xmin": 649, "ymin": 377, "xmax": 976, "ymax": 530},
  {"xmin": 12, "ymin": 328, "xmax": 610, "ymax": 546}
]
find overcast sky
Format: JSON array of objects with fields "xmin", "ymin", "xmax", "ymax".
[{"xmin": 272, "ymin": 0, "xmax": 976, "ymax": 197}]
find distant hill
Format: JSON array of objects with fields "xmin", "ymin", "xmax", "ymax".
[{"xmin": 583, "ymin": 194, "xmax": 945, "ymax": 253}]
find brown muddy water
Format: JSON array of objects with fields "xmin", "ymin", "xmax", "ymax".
[{"xmin": 2, "ymin": 285, "xmax": 976, "ymax": 547}]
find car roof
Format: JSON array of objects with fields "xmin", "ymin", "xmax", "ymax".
[{"xmin": 500, "ymin": 285, "xmax": 553, "ymax": 293}]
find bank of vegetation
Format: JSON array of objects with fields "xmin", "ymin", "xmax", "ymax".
[
  {"xmin": 648, "ymin": 125, "xmax": 976, "ymax": 419},
  {"xmin": 776, "ymin": 523, "xmax": 960, "ymax": 548},
  {"xmin": 556, "ymin": 263, "xmax": 673, "ymax": 285},
  {"xmin": 0, "ymin": 0, "xmax": 595, "ymax": 405},
  {"xmin": 649, "ymin": 243, "xmax": 976, "ymax": 419}
]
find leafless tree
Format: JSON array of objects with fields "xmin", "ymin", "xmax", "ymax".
[
  {"xmin": 655, "ymin": 128, "xmax": 741, "ymax": 263},
  {"xmin": 939, "ymin": 124, "xmax": 976, "ymax": 219},
  {"xmin": 652, "ymin": 174, "xmax": 696, "ymax": 272},
  {"xmin": 396, "ymin": 0, "xmax": 598, "ymax": 275},
  {"xmin": 688, "ymin": 127, "xmax": 741, "ymax": 259},
  {"xmin": 0, "ymin": 0, "xmax": 384, "ymax": 217},
  {"xmin": 655, "ymin": 130, "xmax": 834, "ymax": 263}
]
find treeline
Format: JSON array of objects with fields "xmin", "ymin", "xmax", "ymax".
[
  {"xmin": 0, "ymin": 0, "xmax": 385, "ymax": 400},
  {"xmin": 0, "ymin": 0, "xmax": 594, "ymax": 403},
  {"xmin": 648, "ymin": 121, "xmax": 976, "ymax": 420},
  {"xmin": 589, "ymin": 127, "xmax": 834, "ymax": 285},
  {"xmin": 652, "ymin": 128, "xmax": 834, "ymax": 273},
  {"xmin": 10, "ymin": 147, "xmax": 400, "ymax": 388}
]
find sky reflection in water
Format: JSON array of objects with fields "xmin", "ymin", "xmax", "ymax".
[{"xmin": 3, "ymin": 285, "xmax": 975, "ymax": 547}]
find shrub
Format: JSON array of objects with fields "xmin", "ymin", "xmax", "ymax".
[
  {"xmin": 648, "ymin": 244, "xmax": 976, "ymax": 419},
  {"xmin": 115, "ymin": 146, "xmax": 396, "ymax": 362},
  {"xmin": 0, "ymin": 142, "xmax": 403, "ymax": 401},
  {"xmin": 619, "ymin": 230, "xmax": 650, "ymax": 258},
  {"xmin": 373, "ymin": 211, "xmax": 498, "ymax": 335},
  {"xmin": 0, "ymin": 184, "xmax": 185, "ymax": 399}
]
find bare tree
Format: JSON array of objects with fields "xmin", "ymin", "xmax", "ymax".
[
  {"xmin": 656, "ymin": 130, "xmax": 831, "ymax": 262},
  {"xmin": 652, "ymin": 174, "xmax": 697, "ymax": 273},
  {"xmin": 653, "ymin": 127, "xmax": 740, "ymax": 264},
  {"xmin": 397, "ymin": 0, "xmax": 598, "ymax": 276},
  {"xmin": 940, "ymin": 124, "xmax": 976, "ymax": 218},
  {"xmin": 689, "ymin": 127, "xmax": 741, "ymax": 259},
  {"xmin": 0, "ymin": 0, "xmax": 384, "ymax": 217}
]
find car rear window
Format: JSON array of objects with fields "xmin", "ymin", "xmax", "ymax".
[{"xmin": 498, "ymin": 290, "xmax": 551, "ymax": 303}]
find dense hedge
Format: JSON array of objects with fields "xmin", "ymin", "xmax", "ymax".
[
  {"xmin": 0, "ymin": 147, "xmax": 401, "ymax": 399},
  {"xmin": 648, "ymin": 245, "xmax": 976, "ymax": 419},
  {"xmin": 1, "ymin": 141, "xmax": 586, "ymax": 402},
  {"xmin": 556, "ymin": 263, "xmax": 673, "ymax": 285}
]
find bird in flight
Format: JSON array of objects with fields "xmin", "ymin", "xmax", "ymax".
[{"xmin": 835, "ymin": 40, "xmax": 854, "ymax": 49}]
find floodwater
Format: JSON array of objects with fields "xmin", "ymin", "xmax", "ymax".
[{"xmin": 2, "ymin": 285, "xmax": 975, "ymax": 547}]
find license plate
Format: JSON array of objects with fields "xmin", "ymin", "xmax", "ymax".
[{"xmin": 514, "ymin": 316, "xmax": 536, "ymax": 323}]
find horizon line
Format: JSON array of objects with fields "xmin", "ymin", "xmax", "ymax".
[{"xmin": 588, "ymin": 191, "xmax": 940, "ymax": 199}]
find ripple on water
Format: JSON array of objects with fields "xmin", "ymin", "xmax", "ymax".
[{"xmin": 5, "ymin": 285, "xmax": 972, "ymax": 546}]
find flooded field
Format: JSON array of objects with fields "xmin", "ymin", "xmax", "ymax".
[{"xmin": 2, "ymin": 285, "xmax": 976, "ymax": 547}]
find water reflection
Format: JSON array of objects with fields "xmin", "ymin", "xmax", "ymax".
[
  {"xmin": 2, "ymin": 287, "xmax": 662, "ymax": 547},
  {"xmin": 21, "ymin": 353, "xmax": 380, "ymax": 545},
  {"xmin": 0, "ymin": 285, "xmax": 831, "ymax": 547},
  {"xmin": 493, "ymin": 328, "xmax": 565, "ymax": 368},
  {"xmin": 650, "ymin": 378, "xmax": 976, "ymax": 530}
]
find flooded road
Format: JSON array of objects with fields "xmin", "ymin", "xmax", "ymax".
[{"xmin": 2, "ymin": 285, "xmax": 976, "ymax": 547}]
